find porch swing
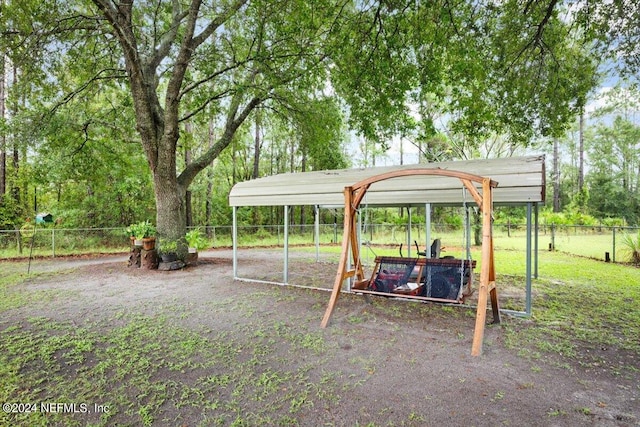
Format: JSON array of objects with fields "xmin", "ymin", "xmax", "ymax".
[
  {"xmin": 320, "ymin": 168, "xmax": 500, "ymax": 356},
  {"xmin": 364, "ymin": 187, "xmax": 476, "ymax": 302}
]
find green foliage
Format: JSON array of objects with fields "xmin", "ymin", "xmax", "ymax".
[
  {"xmin": 331, "ymin": 2, "xmax": 598, "ymax": 146},
  {"xmin": 158, "ymin": 239, "xmax": 178, "ymax": 254},
  {"xmin": 126, "ymin": 221, "xmax": 156, "ymax": 240},
  {"xmin": 621, "ymin": 232, "xmax": 640, "ymax": 265},
  {"xmin": 0, "ymin": 196, "xmax": 23, "ymax": 230},
  {"xmin": 295, "ymin": 97, "xmax": 349, "ymax": 171},
  {"xmin": 185, "ymin": 229, "xmax": 208, "ymax": 251},
  {"xmin": 585, "ymin": 113, "xmax": 640, "ymax": 225},
  {"xmin": 1, "ymin": 0, "xmax": 637, "ymax": 235},
  {"xmin": 442, "ymin": 212, "xmax": 463, "ymax": 230}
]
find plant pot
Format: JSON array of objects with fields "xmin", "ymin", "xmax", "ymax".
[
  {"xmin": 186, "ymin": 248, "xmax": 198, "ymax": 266},
  {"xmin": 134, "ymin": 238, "xmax": 143, "ymax": 247},
  {"xmin": 160, "ymin": 252, "xmax": 178, "ymax": 263},
  {"xmin": 142, "ymin": 236, "xmax": 156, "ymax": 251}
]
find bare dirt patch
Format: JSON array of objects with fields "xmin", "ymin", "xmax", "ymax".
[{"xmin": 1, "ymin": 249, "xmax": 638, "ymax": 426}]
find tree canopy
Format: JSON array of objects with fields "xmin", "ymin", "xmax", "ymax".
[{"xmin": 0, "ymin": 0, "xmax": 618, "ymax": 249}]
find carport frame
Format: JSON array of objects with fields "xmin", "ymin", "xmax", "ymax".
[{"xmin": 229, "ymin": 156, "xmax": 545, "ymax": 353}]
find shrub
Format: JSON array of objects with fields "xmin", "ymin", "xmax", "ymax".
[
  {"xmin": 185, "ymin": 229, "xmax": 208, "ymax": 250},
  {"xmin": 621, "ymin": 232, "xmax": 640, "ymax": 265},
  {"xmin": 126, "ymin": 220, "xmax": 156, "ymax": 239},
  {"xmin": 158, "ymin": 239, "xmax": 178, "ymax": 254}
]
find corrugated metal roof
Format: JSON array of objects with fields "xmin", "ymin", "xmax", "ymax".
[{"xmin": 228, "ymin": 155, "xmax": 545, "ymax": 207}]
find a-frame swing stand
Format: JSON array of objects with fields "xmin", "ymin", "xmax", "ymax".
[{"xmin": 320, "ymin": 168, "xmax": 500, "ymax": 356}]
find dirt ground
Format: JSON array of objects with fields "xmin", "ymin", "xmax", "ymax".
[{"xmin": 2, "ymin": 248, "xmax": 639, "ymax": 426}]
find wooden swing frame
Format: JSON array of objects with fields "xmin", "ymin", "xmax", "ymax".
[{"xmin": 320, "ymin": 168, "xmax": 500, "ymax": 356}]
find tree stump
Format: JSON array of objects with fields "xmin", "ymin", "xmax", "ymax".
[
  {"xmin": 128, "ymin": 246, "xmax": 141, "ymax": 268},
  {"xmin": 141, "ymin": 249, "xmax": 159, "ymax": 270}
]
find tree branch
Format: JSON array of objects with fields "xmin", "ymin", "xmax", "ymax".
[
  {"xmin": 46, "ymin": 68, "xmax": 128, "ymax": 116},
  {"xmin": 191, "ymin": 0, "xmax": 249, "ymax": 49},
  {"xmin": 177, "ymin": 94, "xmax": 261, "ymax": 189},
  {"xmin": 147, "ymin": 0, "xmax": 188, "ymax": 71}
]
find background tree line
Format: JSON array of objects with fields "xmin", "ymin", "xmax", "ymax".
[{"xmin": 0, "ymin": 0, "xmax": 639, "ymax": 241}]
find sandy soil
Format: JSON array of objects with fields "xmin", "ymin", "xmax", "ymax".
[{"xmin": 1, "ymin": 248, "xmax": 638, "ymax": 426}]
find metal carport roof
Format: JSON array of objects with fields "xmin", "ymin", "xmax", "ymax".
[{"xmin": 228, "ymin": 155, "xmax": 545, "ymax": 207}]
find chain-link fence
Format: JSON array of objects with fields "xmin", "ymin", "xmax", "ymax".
[
  {"xmin": 0, "ymin": 226, "xmax": 235, "ymax": 258},
  {"xmin": 1, "ymin": 222, "xmax": 638, "ymax": 263}
]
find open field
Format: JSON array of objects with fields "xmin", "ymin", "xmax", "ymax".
[{"xmin": 1, "ymin": 247, "xmax": 639, "ymax": 426}]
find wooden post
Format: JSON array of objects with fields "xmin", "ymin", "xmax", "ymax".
[
  {"xmin": 128, "ymin": 246, "xmax": 142, "ymax": 268},
  {"xmin": 471, "ymin": 178, "xmax": 499, "ymax": 356},
  {"xmin": 141, "ymin": 249, "xmax": 159, "ymax": 269},
  {"xmin": 321, "ymin": 187, "xmax": 354, "ymax": 328}
]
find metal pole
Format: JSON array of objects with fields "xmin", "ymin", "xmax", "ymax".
[
  {"xmin": 357, "ymin": 207, "xmax": 362, "ymax": 262},
  {"xmin": 27, "ymin": 221, "xmax": 36, "ymax": 275},
  {"xmin": 425, "ymin": 203, "xmax": 431, "ymax": 258},
  {"xmin": 232, "ymin": 206, "xmax": 238, "ymax": 278},
  {"xmin": 314, "ymin": 205, "xmax": 320, "ymax": 262},
  {"xmin": 525, "ymin": 202, "xmax": 533, "ymax": 316},
  {"xmin": 407, "ymin": 207, "xmax": 412, "ymax": 257},
  {"xmin": 284, "ymin": 205, "xmax": 289, "ymax": 284},
  {"xmin": 534, "ymin": 203, "xmax": 539, "ymax": 279},
  {"xmin": 613, "ymin": 227, "xmax": 616, "ymax": 263},
  {"xmin": 465, "ymin": 206, "xmax": 472, "ymax": 260}
]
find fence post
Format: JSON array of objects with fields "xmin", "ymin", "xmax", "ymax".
[
  {"xmin": 52, "ymin": 228, "xmax": 56, "ymax": 257},
  {"xmin": 16, "ymin": 229, "xmax": 22, "ymax": 255},
  {"xmin": 612, "ymin": 227, "xmax": 616, "ymax": 263}
]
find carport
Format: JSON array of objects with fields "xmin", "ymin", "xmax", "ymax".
[{"xmin": 228, "ymin": 155, "xmax": 546, "ymax": 352}]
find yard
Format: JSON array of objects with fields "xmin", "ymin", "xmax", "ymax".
[{"xmin": 1, "ymin": 247, "xmax": 639, "ymax": 426}]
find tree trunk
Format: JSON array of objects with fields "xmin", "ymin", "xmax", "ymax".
[
  {"xmin": 154, "ymin": 171, "xmax": 187, "ymax": 255},
  {"xmin": 253, "ymin": 110, "xmax": 261, "ymax": 180},
  {"xmin": 252, "ymin": 110, "xmax": 261, "ymax": 225},
  {"xmin": 184, "ymin": 122, "xmax": 193, "ymax": 228},
  {"xmin": 578, "ymin": 108, "xmax": 584, "ymax": 192},
  {"xmin": 473, "ymin": 210, "xmax": 481, "ymax": 246},
  {"xmin": 93, "ymin": 0, "xmax": 259, "ymax": 260},
  {"xmin": 300, "ymin": 150, "xmax": 307, "ymax": 226},
  {"xmin": 205, "ymin": 119, "xmax": 215, "ymax": 238},
  {"xmin": 0, "ymin": 50, "xmax": 5, "ymax": 199},
  {"xmin": 11, "ymin": 64, "xmax": 19, "ymax": 208},
  {"xmin": 553, "ymin": 138, "xmax": 560, "ymax": 212}
]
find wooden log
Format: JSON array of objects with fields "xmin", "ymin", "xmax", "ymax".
[
  {"xmin": 127, "ymin": 246, "xmax": 141, "ymax": 268},
  {"xmin": 141, "ymin": 249, "xmax": 159, "ymax": 270}
]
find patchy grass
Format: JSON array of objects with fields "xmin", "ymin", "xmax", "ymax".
[
  {"xmin": 503, "ymin": 250, "xmax": 640, "ymax": 377},
  {"xmin": 0, "ymin": 269, "xmax": 74, "ymax": 312},
  {"xmin": 1, "ymin": 248, "xmax": 639, "ymax": 425},
  {"xmin": 0, "ymin": 309, "xmax": 349, "ymax": 426}
]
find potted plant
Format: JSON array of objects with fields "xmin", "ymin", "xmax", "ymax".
[
  {"xmin": 158, "ymin": 239, "xmax": 178, "ymax": 263},
  {"xmin": 126, "ymin": 221, "xmax": 156, "ymax": 249},
  {"xmin": 186, "ymin": 229, "xmax": 208, "ymax": 251},
  {"xmin": 185, "ymin": 229, "xmax": 208, "ymax": 265}
]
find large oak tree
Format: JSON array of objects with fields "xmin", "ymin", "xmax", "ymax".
[{"xmin": 1, "ymin": 0, "xmax": 602, "ymax": 255}]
